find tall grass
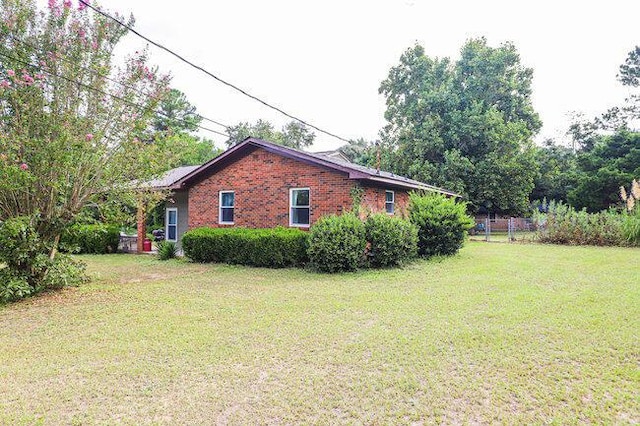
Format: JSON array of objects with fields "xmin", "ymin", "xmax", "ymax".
[{"xmin": 534, "ymin": 201, "xmax": 627, "ymax": 246}]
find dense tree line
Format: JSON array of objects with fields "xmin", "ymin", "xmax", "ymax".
[{"xmin": 341, "ymin": 42, "xmax": 639, "ymax": 215}]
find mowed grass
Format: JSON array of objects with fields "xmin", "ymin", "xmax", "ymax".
[{"xmin": 0, "ymin": 243, "xmax": 638, "ymax": 424}]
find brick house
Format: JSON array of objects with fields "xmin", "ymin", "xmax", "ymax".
[{"xmin": 151, "ymin": 137, "xmax": 457, "ymax": 248}]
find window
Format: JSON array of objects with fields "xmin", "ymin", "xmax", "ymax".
[
  {"xmin": 385, "ymin": 190, "xmax": 395, "ymax": 214},
  {"xmin": 219, "ymin": 191, "xmax": 235, "ymax": 224},
  {"xmin": 166, "ymin": 208, "xmax": 178, "ymax": 242},
  {"xmin": 290, "ymin": 188, "xmax": 310, "ymax": 227}
]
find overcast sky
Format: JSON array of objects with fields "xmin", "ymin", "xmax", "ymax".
[{"xmin": 95, "ymin": 0, "xmax": 639, "ymax": 150}]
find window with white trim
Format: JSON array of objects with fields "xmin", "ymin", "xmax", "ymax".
[
  {"xmin": 166, "ymin": 208, "xmax": 178, "ymax": 242},
  {"xmin": 219, "ymin": 191, "xmax": 235, "ymax": 224},
  {"xmin": 290, "ymin": 188, "xmax": 310, "ymax": 227},
  {"xmin": 385, "ymin": 190, "xmax": 395, "ymax": 214}
]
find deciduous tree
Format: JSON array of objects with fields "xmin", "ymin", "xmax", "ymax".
[{"xmin": 378, "ymin": 39, "xmax": 541, "ymax": 214}]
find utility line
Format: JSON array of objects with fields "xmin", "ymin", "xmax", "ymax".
[
  {"xmin": 0, "ymin": 51, "xmax": 230, "ymax": 138},
  {"xmin": 7, "ymin": 33, "xmax": 230, "ymax": 131},
  {"xmin": 79, "ymin": 0, "xmax": 351, "ymax": 143}
]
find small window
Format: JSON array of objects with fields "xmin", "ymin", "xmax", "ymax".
[
  {"xmin": 385, "ymin": 190, "xmax": 395, "ymax": 214},
  {"xmin": 166, "ymin": 208, "xmax": 178, "ymax": 242},
  {"xmin": 219, "ymin": 191, "xmax": 235, "ymax": 224},
  {"xmin": 290, "ymin": 188, "xmax": 310, "ymax": 227}
]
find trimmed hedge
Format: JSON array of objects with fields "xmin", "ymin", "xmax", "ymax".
[
  {"xmin": 182, "ymin": 227, "xmax": 309, "ymax": 267},
  {"xmin": 408, "ymin": 193, "xmax": 474, "ymax": 257},
  {"xmin": 365, "ymin": 213, "xmax": 418, "ymax": 267},
  {"xmin": 61, "ymin": 223, "xmax": 120, "ymax": 254},
  {"xmin": 307, "ymin": 213, "xmax": 366, "ymax": 272}
]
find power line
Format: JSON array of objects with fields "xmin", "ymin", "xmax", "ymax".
[
  {"xmin": 0, "ymin": 50, "xmax": 230, "ymax": 138},
  {"xmin": 7, "ymin": 33, "xmax": 230, "ymax": 132},
  {"xmin": 79, "ymin": 0, "xmax": 351, "ymax": 144}
]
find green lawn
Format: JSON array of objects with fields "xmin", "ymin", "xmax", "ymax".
[{"xmin": 1, "ymin": 242, "xmax": 638, "ymax": 424}]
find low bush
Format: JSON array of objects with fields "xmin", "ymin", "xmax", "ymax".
[
  {"xmin": 408, "ymin": 193, "xmax": 474, "ymax": 257},
  {"xmin": 534, "ymin": 201, "xmax": 626, "ymax": 246},
  {"xmin": 308, "ymin": 213, "xmax": 366, "ymax": 272},
  {"xmin": 0, "ymin": 216, "xmax": 88, "ymax": 303},
  {"xmin": 365, "ymin": 213, "xmax": 418, "ymax": 267},
  {"xmin": 182, "ymin": 227, "xmax": 309, "ymax": 268},
  {"xmin": 61, "ymin": 223, "xmax": 120, "ymax": 254},
  {"xmin": 157, "ymin": 241, "xmax": 178, "ymax": 260}
]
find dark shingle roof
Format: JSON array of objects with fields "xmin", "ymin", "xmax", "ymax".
[{"xmin": 173, "ymin": 138, "xmax": 459, "ymax": 197}]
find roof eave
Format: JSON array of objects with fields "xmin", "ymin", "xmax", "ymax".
[{"xmin": 363, "ymin": 175, "xmax": 461, "ymax": 197}]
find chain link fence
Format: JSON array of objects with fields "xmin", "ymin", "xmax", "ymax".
[{"xmin": 469, "ymin": 217, "xmax": 537, "ymax": 242}]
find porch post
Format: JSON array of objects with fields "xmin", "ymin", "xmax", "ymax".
[{"xmin": 136, "ymin": 198, "xmax": 146, "ymax": 253}]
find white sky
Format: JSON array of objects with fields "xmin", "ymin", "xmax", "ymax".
[{"xmin": 94, "ymin": 1, "xmax": 639, "ymax": 150}]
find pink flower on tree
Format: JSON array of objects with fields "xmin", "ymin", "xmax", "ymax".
[
  {"xmin": 0, "ymin": 81, "xmax": 9, "ymax": 89},
  {"xmin": 85, "ymin": 133, "xmax": 94, "ymax": 141},
  {"xmin": 63, "ymin": 0, "xmax": 72, "ymax": 8},
  {"xmin": 7, "ymin": 69, "xmax": 15, "ymax": 77},
  {"xmin": 22, "ymin": 73, "xmax": 34, "ymax": 85},
  {"xmin": 20, "ymin": 163, "xmax": 29, "ymax": 171},
  {"xmin": 48, "ymin": 0, "xmax": 56, "ymax": 8},
  {"xmin": 78, "ymin": 0, "xmax": 90, "ymax": 11}
]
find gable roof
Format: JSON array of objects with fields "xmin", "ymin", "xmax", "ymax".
[
  {"xmin": 141, "ymin": 165, "xmax": 200, "ymax": 190},
  {"xmin": 313, "ymin": 149, "xmax": 352, "ymax": 163},
  {"xmin": 172, "ymin": 137, "xmax": 459, "ymax": 197}
]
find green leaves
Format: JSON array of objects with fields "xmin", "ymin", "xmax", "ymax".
[
  {"xmin": 408, "ymin": 193, "xmax": 474, "ymax": 257},
  {"xmin": 378, "ymin": 38, "xmax": 540, "ymax": 215}
]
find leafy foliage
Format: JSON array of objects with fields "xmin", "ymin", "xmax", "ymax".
[
  {"xmin": 151, "ymin": 88, "xmax": 220, "ymax": 167},
  {"xmin": 157, "ymin": 240, "xmax": 178, "ymax": 260},
  {"xmin": 0, "ymin": 216, "xmax": 87, "ymax": 302},
  {"xmin": 60, "ymin": 223, "xmax": 120, "ymax": 254},
  {"xmin": 364, "ymin": 213, "xmax": 418, "ymax": 267},
  {"xmin": 618, "ymin": 45, "xmax": 640, "ymax": 88},
  {"xmin": 225, "ymin": 119, "xmax": 315, "ymax": 149},
  {"xmin": 568, "ymin": 131, "xmax": 640, "ymax": 212},
  {"xmin": 308, "ymin": 213, "xmax": 366, "ymax": 273},
  {"xmin": 183, "ymin": 227, "xmax": 309, "ymax": 268},
  {"xmin": 0, "ymin": 0, "xmax": 171, "ymax": 290},
  {"xmin": 534, "ymin": 201, "xmax": 626, "ymax": 246},
  {"xmin": 408, "ymin": 193, "xmax": 474, "ymax": 257},
  {"xmin": 529, "ymin": 139, "xmax": 578, "ymax": 204},
  {"xmin": 378, "ymin": 39, "xmax": 541, "ymax": 214}
]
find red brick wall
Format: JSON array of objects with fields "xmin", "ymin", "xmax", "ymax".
[
  {"xmin": 188, "ymin": 147, "xmax": 411, "ymax": 229},
  {"xmin": 361, "ymin": 186, "xmax": 410, "ymax": 218}
]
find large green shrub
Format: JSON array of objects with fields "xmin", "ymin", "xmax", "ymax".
[
  {"xmin": 61, "ymin": 223, "xmax": 120, "ymax": 254},
  {"xmin": 365, "ymin": 213, "xmax": 418, "ymax": 267},
  {"xmin": 182, "ymin": 227, "xmax": 309, "ymax": 268},
  {"xmin": 0, "ymin": 216, "xmax": 87, "ymax": 303},
  {"xmin": 308, "ymin": 213, "xmax": 366, "ymax": 272},
  {"xmin": 534, "ymin": 201, "xmax": 626, "ymax": 246},
  {"xmin": 408, "ymin": 193, "xmax": 474, "ymax": 257}
]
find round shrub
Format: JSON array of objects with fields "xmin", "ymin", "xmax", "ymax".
[
  {"xmin": 408, "ymin": 193, "xmax": 474, "ymax": 257},
  {"xmin": 308, "ymin": 213, "xmax": 366, "ymax": 273},
  {"xmin": 365, "ymin": 213, "xmax": 418, "ymax": 267}
]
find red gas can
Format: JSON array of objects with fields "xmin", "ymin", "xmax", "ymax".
[{"xmin": 143, "ymin": 238, "xmax": 152, "ymax": 252}]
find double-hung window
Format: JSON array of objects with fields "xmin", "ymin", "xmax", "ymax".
[
  {"xmin": 166, "ymin": 208, "xmax": 178, "ymax": 242},
  {"xmin": 290, "ymin": 188, "xmax": 310, "ymax": 227},
  {"xmin": 385, "ymin": 190, "xmax": 395, "ymax": 214},
  {"xmin": 219, "ymin": 191, "xmax": 235, "ymax": 224}
]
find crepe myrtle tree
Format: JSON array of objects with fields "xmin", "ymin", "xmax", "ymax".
[{"xmin": 0, "ymin": 0, "xmax": 171, "ymax": 288}]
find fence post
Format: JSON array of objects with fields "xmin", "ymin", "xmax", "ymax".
[{"xmin": 485, "ymin": 217, "xmax": 490, "ymax": 242}]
